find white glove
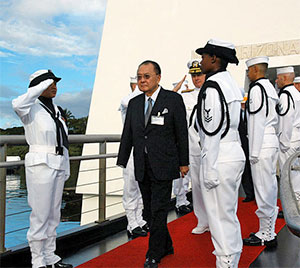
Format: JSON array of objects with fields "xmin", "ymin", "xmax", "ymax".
[
  {"xmin": 204, "ymin": 178, "xmax": 220, "ymax": 191},
  {"xmin": 29, "ymin": 78, "xmax": 54, "ymax": 91},
  {"xmin": 250, "ymin": 156, "xmax": 259, "ymax": 165}
]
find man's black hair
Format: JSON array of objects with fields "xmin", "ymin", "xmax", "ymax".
[{"xmin": 139, "ymin": 60, "xmax": 161, "ymax": 75}]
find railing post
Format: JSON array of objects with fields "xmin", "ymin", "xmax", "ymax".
[
  {"xmin": 98, "ymin": 141, "xmax": 106, "ymax": 222},
  {"xmin": 0, "ymin": 144, "xmax": 7, "ymax": 253}
]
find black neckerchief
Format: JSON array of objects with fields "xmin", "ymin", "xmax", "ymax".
[
  {"xmin": 197, "ymin": 68, "xmax": 230, "ymax": 139},
  {"xmin": 38, "ymin": 96, "xmax": 55, "ymax": 114},
  {"xmin": 246, "ymin": 77, "xmax": 269, "ymax": 117},
  {"xmin": 249, "ymin": 77, "xmax": 267, "ymax": 88},
  {"xmin": 276, "ymin": 83, "xmax": 295, "ymax": 116},
  {"xmin": 279, "ymin": 83, "xmax": 294, "ymax": 93},
  {"xmin": 38, "ymin": 96, "xmax": 69, "ymax": 155}
]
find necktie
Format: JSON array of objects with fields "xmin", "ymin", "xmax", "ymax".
[{"xmin": 145, "ymin": 97, "xmax": 153, "ymax": 126}]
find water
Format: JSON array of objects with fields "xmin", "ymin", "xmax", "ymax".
[{"xmin": 5, "ymin": 174, "xmax": 80, "ymax": 249}]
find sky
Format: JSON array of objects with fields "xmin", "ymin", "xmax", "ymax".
[{"xmin": 0, "ymin": 0, "xmax": 107, "ymax": 129}]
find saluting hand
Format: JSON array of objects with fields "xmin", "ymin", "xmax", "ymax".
[
  {"xmin": 180, "ymin": 166, "xmax": 189, "ymax": 178},
  {"xmin": 173, "ymin": 75, "xmax": 187, "ymax": 92}
]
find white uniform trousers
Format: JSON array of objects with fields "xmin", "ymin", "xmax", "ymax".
[
  {"xmin": 279, "ymin": 141, "xmax": 300, "ymax": 200},
  {"xmin": 26, "ymin": 164, "xmax": 67, "ymax": 268},
  {"xmin": 173, "ymin": 177, "xmax": 190, "ymax": 208},
  {"xmin": 251, "ymin": 147, "xmax": 279, "ymax": 240},
  {"xmin": 189, "ymin": 155, "xmax": 208, "ymax": 228},
  {"xmin": 122, "ymin": 154, "xmax": 146, "ymax": 231},
  {"xmin": 200, "ymin": 159, "xmax": 244, "ymax": 264}
]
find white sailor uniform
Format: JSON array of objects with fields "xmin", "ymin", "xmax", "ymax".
[
  {"xmin": 173, "ymin": 87, "xmax": 208, "ymax": 230},
  {"xmin": 119, "ymin": 88, "xmax": 147, "ymax": 233},
  {"xmin": 197, "ymin": 71, "xmax": 245, "ymax": 267},
  {"xmin": 277, "ymin": 84, "xmax": 300, "ymax": 199},
  {"xmin": 246, "ymin": 78, "xmax": 279, "ymax": 240},
  {"xmin": 12, "ymin": 79, "xmax": 70, "ymax": 268}
]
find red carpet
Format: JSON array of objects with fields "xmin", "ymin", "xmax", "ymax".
[{"xmin": 77, "ymin": 199, "xmax": 285, "ymax": 268}]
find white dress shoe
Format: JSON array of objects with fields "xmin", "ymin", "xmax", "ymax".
[{"xmin": 191, "ymin": 226, "xmax": 209, "ymax": 234}]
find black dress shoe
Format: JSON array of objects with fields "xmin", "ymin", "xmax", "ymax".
[
  {"xmin": 144, "ymin": 258, "xmax": 158, "ymax": 268},
  {"xmin": 142, "ymin": 223, "xmax": 150, "ymax": 232},
  {"xmin": 127, "ymin": 226, "xmax": 147, "ymax": 238},
  {"xmin": 243, "ymin": 234, "xmax": 277, "ymax": 248},
  {"xmin": 187, "ymin": 203, "xmax": 193, "ymax": 210},
  {"xmin": 277, "ymin": 210, "xmax": 284, "ymax": 218},
  {"xmin": 46, "ymin": 260, "xmax": 73, "ymax": 268},
  {"xmin": 242, "ymin": 197, "xmax": 255, "ymax": 202},
  {"xmin": 175, "ymin": 205, "xmax": 192, "ymax": 215}
]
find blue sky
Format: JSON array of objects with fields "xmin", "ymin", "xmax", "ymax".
[{"xmin": 0, "ymin": 0, "xmax": 107, "ymax": 129}]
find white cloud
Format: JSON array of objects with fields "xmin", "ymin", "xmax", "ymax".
[
  {"xmin": 0, "ymin": 0, "xmax": 106, "ymax": 57},
  {"xmin": 0, "ymin": 85, "xmax": 20, "ymax": 99},
  {"xmin": 8, "ymin": 0, "xmax": 106, "ymax": 19},
  {"xmin": 0, "ymin": 99, "xmax": 22, "ymax": 128},
  {"xmin": 0, "ymin": 50, "xmax": 15, "ymax": 57},
  {"xmin": 56, "ymin": 88, "xmax": 92, "ymax": 118},
  {"xmin": 1, "ymin": 117, "xmax": 21, "ymax": 129}
]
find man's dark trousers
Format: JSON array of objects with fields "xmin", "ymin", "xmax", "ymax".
[
  {"xmin": 138, "ymin": 153, "xmax": 173, "ymax": 262},
  {"xmin": 238, "ymin": 110, "xmax": 255, "ymax": 200}
]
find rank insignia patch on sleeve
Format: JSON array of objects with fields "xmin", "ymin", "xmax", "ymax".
[{"xmin": 204, "ymin": 108, "xmax": 212, "ymax": 123}]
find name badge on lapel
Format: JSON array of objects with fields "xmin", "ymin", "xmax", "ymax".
[{"xmin": 151, "ymin": 112, "xmax": 164, "ymax": 125}]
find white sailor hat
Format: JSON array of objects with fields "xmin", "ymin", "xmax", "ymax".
[
  {"xmin": 195, "ymin": 39, "xmax": 239, "ymax": 65},
  {"xmin": 276, "ymin": 66, "xmax": 294, "ymax": 75},
  {"xmin": 245, "ymin": 56, "xmax": 269, "ymax": 68},
  {"xmin": 29, "ymin": 69, "xmax": 61, "ymax": 88},
  {"xmin": 294, "ymin": 76, "xmax": 300, "ymax": 83},
  {"xmin": 130, "ymin": 76, "xmax": 137, "ymax": 83},
  {"xmin": 187, "ymin": 59, "xmax": 202, "ymax": 74}
]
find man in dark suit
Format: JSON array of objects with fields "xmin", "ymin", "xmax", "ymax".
[
  {"xmin": 117, "ymin": 60, "xmax": 189, "ymax": 268},
  {"xmin": 238, "ymin": 94, "xmax": 255, "ymax": 202}
]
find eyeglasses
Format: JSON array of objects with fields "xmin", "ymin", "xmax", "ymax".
[{"xmin": 137, "ymin": 74, "xmax": 158, "ymax": 80}]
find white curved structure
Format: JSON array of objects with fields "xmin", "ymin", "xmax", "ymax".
[{"xmin": 76, "ymin": 0, "xmax": 300, "ymax": 225}]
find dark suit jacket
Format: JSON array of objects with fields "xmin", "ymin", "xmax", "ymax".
[{"xmin": 117, "ymin": 87, "xmax": 189, "ymax": 182}]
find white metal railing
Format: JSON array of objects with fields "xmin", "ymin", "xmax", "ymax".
[{"xmin": 0, "ymin": 134, "xmax": 122, "ymax": 253}]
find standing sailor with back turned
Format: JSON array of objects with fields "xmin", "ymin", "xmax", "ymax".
[{"xmin": 242, "ymin": 57, "xmax": 279, "ymax": 248}]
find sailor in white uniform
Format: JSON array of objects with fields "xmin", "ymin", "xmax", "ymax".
[
  {"xmin": 276, "ymin": 67, "xmax": 300, "ymax": 200},
  {"xmin": 12, "ymin": 70, "xmax": 72, "ymax": 268},
  {"xmin": 195, "ymin": 39, "xmax": 245, "ymax": 268},
  {"xmin": 173, "ymin": 60, "xmax": 209, "ymax": 233},
  {"xmin": 119, "ymin": 76, "xmax": 148, "ymax": 238},
  {"xmin": 242, "ymin": 57, "xmax": 279, "ymax": 248}
]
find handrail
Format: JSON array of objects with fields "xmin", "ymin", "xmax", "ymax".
[
  {"xmin": 0, "ymin": 134, "xmax": 121, "ymax": 145},
  {"xmin": 0, "ymin": 154, "xmax": 118, "ymax": 168},
  {"xmin": 280, "ymin": 151, "xmax": 300, "ymax": 237}
]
